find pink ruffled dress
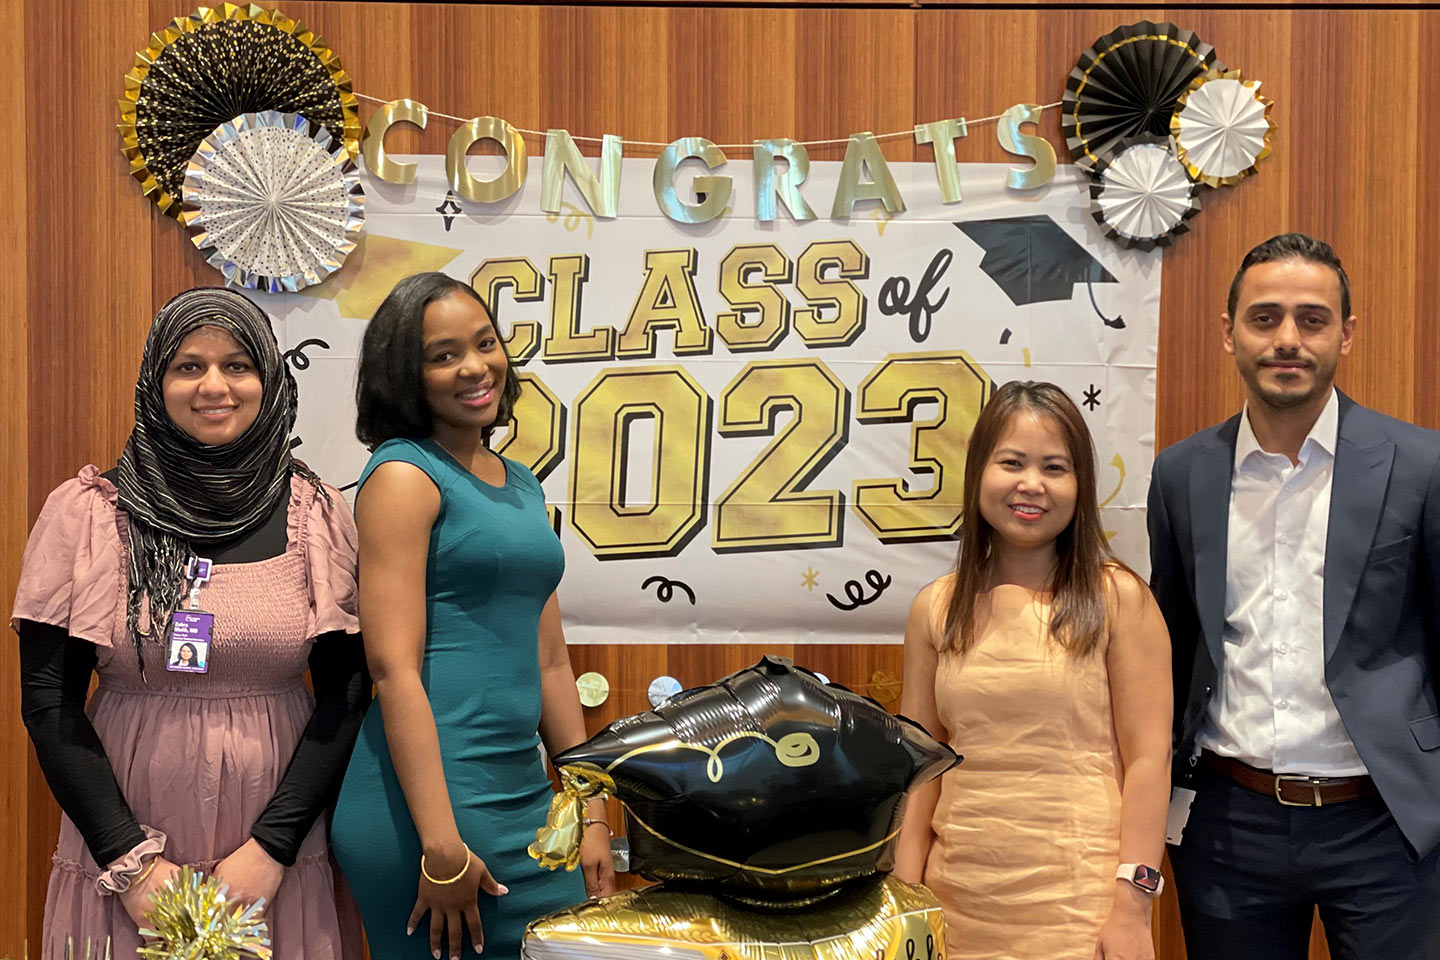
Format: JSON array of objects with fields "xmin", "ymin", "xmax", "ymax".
[{"xmin": 11, "ymin": 466, "xmax": 365, "ymax": 960}]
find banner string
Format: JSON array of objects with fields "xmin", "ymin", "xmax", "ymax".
[{"xmin": 354, "ymin": 91, "xmax": 1062, "ymax": 150}]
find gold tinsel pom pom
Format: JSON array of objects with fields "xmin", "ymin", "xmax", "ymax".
[{"xmin": 137, "ymin": 866, "xmax": 273, "ymax": 960}]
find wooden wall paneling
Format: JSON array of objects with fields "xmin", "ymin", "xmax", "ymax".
[
  {"xmin": 530, "ymin": 0, "xmax": 1435, "ymax": 7},
  {"xmin": 540, "ymin": 5, "xmax": 671, "ymax": 151},
  {"xmin": 17, "ymin": 2, "xmax": 156, "ymax": 956},
  {"xmin": 1413, "ymin": 13, "xmax": 1440, "ymax": 434},
  {"xmin": 790, "ymin": 8, "xmax": 917, "ymax": 164},
  {"xmin": 1287, "ymin": 10, "xmax": 1419, "ymax": 423},
  {"xmin": 669, "ymin": 642, "xmax": 797, "ymax": 688},
  {"xmin": 912, "ymin": 8, "xmax": 1043, "ymax": 163},
  {"xmin": 30, "ymin": 0, "xmax": 156, "ymax": 498},
  {"xmin": 667, "ymin": 5, "xmax": 798, "ymax": 151},
  {"xmin": 1, "ymin": 0, "xmax": 28, "ymax": 955}
]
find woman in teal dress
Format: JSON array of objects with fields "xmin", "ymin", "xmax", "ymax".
[{"xmin": 332, "ymin": 273, "xmax": 614, "ymax": 960}]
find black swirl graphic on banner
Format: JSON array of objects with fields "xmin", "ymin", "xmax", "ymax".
[
  {"xmin": 283, "ymin": 338, "xmax": 331, "ymax": 371},
  {"xmin": 826, "ymin": 569, "xmax": 892, "ymax": 611},
  {"xmin": 642, "ymin": 575, "xmax": 697, "ymax": 605}
]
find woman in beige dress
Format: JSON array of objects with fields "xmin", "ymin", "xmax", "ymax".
[{"xmin": 894, "ymin": 381, "xmax": 1171, "ymax": 960}]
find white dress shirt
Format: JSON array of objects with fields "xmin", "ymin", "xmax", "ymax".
[{"xmin": 1198, "ymin": 389, "xmax": 1367, "ymax": 775}]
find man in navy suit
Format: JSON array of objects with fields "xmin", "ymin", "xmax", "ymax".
[{"xmin": 1147, "ymin": 233, "xmax": 1440, "ymax": 959}]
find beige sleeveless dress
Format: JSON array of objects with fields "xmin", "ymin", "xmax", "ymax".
[{"xmin": 922, "ymin": 574, "xmax": 1123, "ymax": 960}]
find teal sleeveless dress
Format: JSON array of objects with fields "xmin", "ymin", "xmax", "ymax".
[{"xmin": 331, "ymin": 438, "xmax": 584, "ymax": 958}]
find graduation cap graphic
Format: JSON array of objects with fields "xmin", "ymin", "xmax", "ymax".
[
  {"xmin": 956, "ymin": 214, "xmax": 1125, "ymax": 329},
  {"xmin": 530, "ymin": 656, "xmax": 960, "ymax": 900}
]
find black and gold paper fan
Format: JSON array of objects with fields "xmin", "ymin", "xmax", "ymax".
[
  {"xmin": 1062, "ymin": 21, "xmax": 1226, "ymax": 172},
  {"xmin": 119, "ymin": 4, "xmax": 361, "ymax": 218}
]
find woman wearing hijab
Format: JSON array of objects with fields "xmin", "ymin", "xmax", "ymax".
[{"xmin": 12, "ymin": 287, "xmax": 371, "ymax": 959}]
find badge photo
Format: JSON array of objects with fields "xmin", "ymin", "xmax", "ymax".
[{"xmin": 167, "ymin": 635, "xmax": 210, "ymax": 673}]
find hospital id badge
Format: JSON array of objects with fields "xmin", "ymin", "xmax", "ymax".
[{"xmin": 166, "ymin": 610, "xmax": 213, "ymax": 674}]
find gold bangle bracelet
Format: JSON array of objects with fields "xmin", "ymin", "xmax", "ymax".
[
  {"xmin": 420, "ymin": 845, "xmax": 471, "ymax": 885},
  {"xmin": 582, "ymin": 818, "xmax": 613, "ymax": 836}
]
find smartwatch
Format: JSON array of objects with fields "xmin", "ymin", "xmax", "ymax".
[{"xmin": 1115, "ymin": 862, "xmax": 1164, "ymax": 895}]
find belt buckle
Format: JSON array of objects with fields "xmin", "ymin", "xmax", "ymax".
[{"xmin": 1274, "ymin": 774, "xmax": 1323, "ymax": 807}]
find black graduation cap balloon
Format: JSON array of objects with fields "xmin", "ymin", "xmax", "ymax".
[
  {"xmin": 956, "ymin": 215, "xmax": 1125, "ymax": 328},
  {"xmin": 531, "ymin": 656, "xmax": 960, "ymax": 900}
]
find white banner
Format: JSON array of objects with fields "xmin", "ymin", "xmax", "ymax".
[{"xmin": 261, "ymin": 157, "xmax": 1160, "ymax": 644}]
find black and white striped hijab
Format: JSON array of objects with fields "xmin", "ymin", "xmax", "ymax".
[{"xmin": 116, "ymin": 287, "xmax": 320, "ymax": 674}]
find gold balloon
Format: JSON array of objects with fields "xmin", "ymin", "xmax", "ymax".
[
  {"xmin": 997, "ymin": 103, "xmax": 1056, "ymax": 190},
  {"xmin": 830, "ymin": 133, "xmax": 906, "ymax": 220},
  {"xmin": 541, "ymin": 129, "xmax": 622, "ymax": 219},
  {"xmin": 530, "ymin": 766, "xmax": 616, "ymax": 872},
  {"xmin": 446, "ymin": 116, "xmax": 528, "ymax": 204},
  {"xmin": 753, "ymin": 139, "xmax": 818, "ymax": 222},
  {"xmin": 361, "ymin": 99, "xmax": 429, "ymax": 184},
  {"xmin": 914, "ymin": 118, "xmax": 968, "ymax": 204},
  {"xmin": 523, "ymin": 874, "xmax": 947, "ymax": 960},
  {"xmin": 653, "ymin": 138, "xmax": 732, "ymax": 223}
]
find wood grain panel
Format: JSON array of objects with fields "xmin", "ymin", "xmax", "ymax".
[
  {"xmin": 1, "ymin": 0, "xmax": 29, "ymax": 953},
  {"xmin": 1414, "ymin": 10, "xmax": 1440, "ymax": 434},
  {"xmin": 19, "ymin": 3, "xmax": 155, "ymax": 956},
  {"xmin": 12, "ymin": 3, "xmax": 1437, "ymax": 958},
  {"xmin": 791, "ymin": 8, "xmax": 916, "ymax": 163},
  {"xmin": 512, "ymin": 0, "xmax": 1434, "ymax": 6}
]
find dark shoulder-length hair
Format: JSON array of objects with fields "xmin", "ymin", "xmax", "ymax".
[
  {"xmin": 355, "ymin": 272, "xmax": 522, "ymax": 450},
  {"xmin": 941, "ymin": 380, "xmax": 1137, "ymax": 657}
]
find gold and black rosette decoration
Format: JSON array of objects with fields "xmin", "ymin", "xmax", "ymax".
[
  {"xmin": 119, "ymin": 4, "xmax": 360, "ymax": 218},
  {"xmin": 1171, "ymin": 68, "xmax": 1274, "ymax": 187},
  {"xmin": 1064, "ymin": 20, "xmax": 1276, "ymax": 249},
  {"xmin": 1062, "ymin": 21, "xmax": 1225, "ymax": 173}
]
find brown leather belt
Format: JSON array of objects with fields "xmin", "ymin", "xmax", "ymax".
[{"xmin": 1200, "ymin": 751, "xmax": 1379, "ymax": 807}]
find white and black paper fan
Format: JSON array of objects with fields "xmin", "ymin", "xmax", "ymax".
[{"xmin": 1090, "ymin": 135, "xmax": 1201, "ymax": 251}]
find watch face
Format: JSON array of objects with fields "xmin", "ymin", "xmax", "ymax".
[{"xmin": 1132, "ymin": 864, "xmax": 1162, "ymax": 892}]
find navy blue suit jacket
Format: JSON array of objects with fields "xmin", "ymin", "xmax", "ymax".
[{"xmin": 1147, "ymin": 392, "xmax": 1440, "ymax": 857}]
